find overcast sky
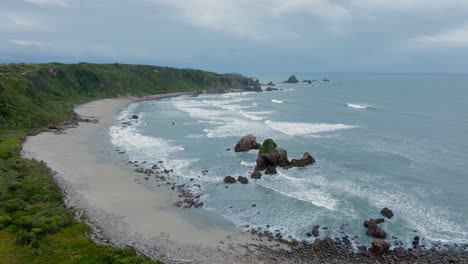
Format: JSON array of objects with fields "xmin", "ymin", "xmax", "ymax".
[{"xmin": 1, "ymin": 0, "xmax": 468, "ymax": 73}]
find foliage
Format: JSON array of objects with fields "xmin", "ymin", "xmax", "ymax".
[{"xmin": 259, "ymin": 139, "xmax": 278, "ymax": 154}]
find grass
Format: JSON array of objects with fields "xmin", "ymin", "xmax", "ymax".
[
  {"xmin": 0, "ymin": 62, "xmax": 256, "ymax": 263},
  {"xmin": 259, "ymin": 139, "xmax": 278, "ymax": 154}
]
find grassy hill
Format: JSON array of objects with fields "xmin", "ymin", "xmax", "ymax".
[{"xmin": 0, "ymin": 63, "xmax": 259, "ymax": 263}]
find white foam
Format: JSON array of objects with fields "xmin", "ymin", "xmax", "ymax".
[
  {"xmin": 252, "ymin": 103, "xmax": 259, "ymax": 106},
  {"xmin": 265, "ymin": 120, "xmax": 358, "ymax": 136},
  {"xmin": 110, "ymin": 126, "xmax": 184, "ymax": 157},
  {"xmin": 347, "ymin": 103, "xmax": 371, "ymax": 109},
  {"xmin": 239, "ymin": 110, "xmax": 274, "ymax": 121},
  {"xmin": 271, "ymin": 99, "xmax": 284, "ymax": 104},
  {"xmin": 203, "ymin": 118, "xmax": 270, "ymax": 138},
  {"xmin": 240, "ymin": 161, "xmax": 256, "ymax": 167}
]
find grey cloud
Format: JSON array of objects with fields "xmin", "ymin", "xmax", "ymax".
[{"xmin": 1, "ymin": 0, "xmax": 468, "ymax": 73}]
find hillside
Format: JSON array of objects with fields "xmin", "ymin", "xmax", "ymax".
[{"xmin": 0, "ymin": 63, "xmax": 259, "ymax": 263}]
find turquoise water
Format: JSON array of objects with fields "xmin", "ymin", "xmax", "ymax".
[{"xmin": 110, "ymin": 73, "xmax": 468, "ymax": 248}]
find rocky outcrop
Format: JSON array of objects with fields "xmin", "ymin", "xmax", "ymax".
[
  {"xmin": 302, "ymin": 80, "xmax": 312, "ymax": 84},
  {"xmin": 237, "ymin": 176, "xmax": 248, "ymax": 184},
  {"xmin": 265, "ymin": 87, "xmax": 279, "ymax": 91},
  {"xmin": 322, "ymin": 79, "xmax": 330, "ymax": 82},
  {"xmin": 364, "ymin": 218, "xmax": 384, "ymax": 228},
  {"xmin": 253, "ymin": 139, "xmax": 315, "ymax": 175},
  {"xmin": 223, "ymin": 176, "xmax": 237, "ymax": 184},
  {"xmin": 365, "ymin": 218, "xmax": 387, "ymax": 238},
  {"xmin": 131, "ymin": 115, "xmax": 139, "ymax": 119},
  {"xmin": 250, "ymin": 171, "xmax": 262, "ymax": 179},
  {"xmin": 381, "ymin": 207, "xmax": 394, "ymax": 219},
  {"xmin": 289, "ymin": 153, "xmax": 315, "ymax": 167},
  {"xmin": 370, "ymin": 240, "xmax": 390, "ymax": 255},
  {"xmin": 234, "ymin": 134, "xmax": 261, "ymax": 152},
  {"xmin": 255, "ymin": 139, "xmax": 289, "ymax": 173},
  {"xmin": 267, "ymin": 81, "xmax": 275, "ymax": 86},
  {"xmin": 283, "ymin": 75, "xmax": 299, "ymax": 84}
]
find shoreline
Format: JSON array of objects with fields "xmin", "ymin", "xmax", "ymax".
[
  {"xmin": 21, "ymin": 94, "xmax": 274, "ymax": 263},
  {"xmin": 21, "ymin": 93, "xmax": 468, "ymax": 263}
]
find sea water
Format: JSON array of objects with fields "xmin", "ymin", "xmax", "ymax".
[{"xmin": 110, "ymin": 73, "xmax": 468, "ymax": 248}]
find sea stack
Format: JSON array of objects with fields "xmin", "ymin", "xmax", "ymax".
[{"xmin": 283, "ymin": 75, "xmax": 299, "ymax": 84}]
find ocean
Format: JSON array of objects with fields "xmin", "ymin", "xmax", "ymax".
[{"xmin": 109, "ymin": 73, "xmax": 468, "ymax": 248}]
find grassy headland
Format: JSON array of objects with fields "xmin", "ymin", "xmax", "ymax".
[{"xmin": 0, "ymin": 62, "xmax": 259, "ymax": 263}]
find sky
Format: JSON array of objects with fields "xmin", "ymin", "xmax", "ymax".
[{"xmin": 1, "ymin": 0, "xmax": 468, "ymax": 74}]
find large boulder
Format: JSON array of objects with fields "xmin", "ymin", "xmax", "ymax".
[
  {"xmin": 370, "ymin": 240, "xmax": 390, "ymax": 255},
  {"xmin": 237, "ymin": 176, "xmax": 249, "ymax": 184},
  {"xmin": 289, "ymin": 153, "xmax": 315, "ymax": 167},
  {"xmin": 255, "ymin": 139, "xmax": 289, "ymax": 174},
  {"xmin": 283, "ymin": 75, "xmax": 299, "ymax": 84},
  {"xmin": 234, "ymin": 134, "xmax": 261, "ymax": 152},
  {"xmin": 366, "ymin": 220, "xmax": 387, "ymax": 239},
  {"xmin": 267, "ymin": 81, "xmax": 276, "ymax": 86},
  {"xmin": 381, "ymin": 207, "xmax": 394, "ymax": 219},
  {"xmin": 223, "ymin": 176, "xmax": 237, "ymax": 184}
]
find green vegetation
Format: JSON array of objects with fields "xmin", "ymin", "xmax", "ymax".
[
  {"xmin": 259, "ymin": 139, "xmax": 278, "ymax": 154},
  {"xmin": 0, "ymin": 62, "xmax": 256, "ymax": 263}
]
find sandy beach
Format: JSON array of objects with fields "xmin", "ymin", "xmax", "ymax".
[{"xmin": 21, "ymin": 94, "xmax": 279, "ymax": 264}]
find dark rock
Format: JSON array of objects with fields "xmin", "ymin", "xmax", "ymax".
[
  {"xmin": 223, "ymin": 176, "xmax": 237, "ymax": 184},
  {"xmin": 173, "ymin": 201, "xmax": 183, "ymax": 207},
  {"xmin": 364, "ymin": 218, "xmax": 384, "ymax": 228},
  {"xmin": 251, "ymin": 204, "xmax": 256, "ymax": 207},
  {"xmin": 193, "ymin": 202, "xmax": 204, "ymax": 208},
  {"xmin": 302, "ymin": 80, "xmax": 312, "ymax": 84},
  {"xmin": 283, "ymin": 75, "xmax": 299, "ymax": 84},
  {"xmin": 265, "ymin": 165, "xmax": 277, "ymax": 175},
  {"xmin": 381, "ymin": 207, "xmax": 394, "ymax": 219},
  {"xmin": 312, "ymin": 225, "xmax": 320, "ymax": 237},
  {"xmin": 255, "ymin": 139, "xmax": 289, "ymax": 174},
  {"xmin": 237, "ymin": 176, "xmax": 249, "ymax": 184},
  {"xmin": 322, "ymin": 79, "xmax": 330, "ymax": 82},
  {"xmin": 289, "ymin": 152, "xmax": 315, "ymax": 167},
  {"xmin": 267, "ymin": 81, "xmax": 275, "ymax": 86},
  {"xmin": 413, "ymin": 236, "xmax": 420, "ymax": 247},
  {"xmin": 234, "ymin": 134, "xmax": 261, "ymax": 152},
  {"xmin": 366, "ymin": 221, "xmax": 387, "ymax": 238},
  {"xmin": 306, "ymin": 232, "xmax": 312, "ymax": 237},
  {"xmin": 250, "ymin": 170, "xmax": 262, "ymax": 179},
  {"xmin": 370, "ymin": 240, "xmax": 390, "ymax": 255},
  {"xmin": 131, "ymin": 115, "xmax": 139, "ymax": 119},
  {"xmin": 266, "ymin": 87, "xmax": 279, "ymax": 92},
  {"xmin": 226, "ymin": 148, "xmax": 231, "ymax": 151}
]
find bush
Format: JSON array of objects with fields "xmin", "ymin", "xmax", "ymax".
[
  {"xmin": 0, "ymin": 214, "xmax": 12, "ymax": 226},
  {"xmin": 15, "ymin": 230, "xmax": 36, "ymax": 246}
]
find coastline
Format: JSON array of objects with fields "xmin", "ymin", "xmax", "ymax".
[{"xmin": 20, "ymin": 93, "xmax": 468, "ymax": 264}]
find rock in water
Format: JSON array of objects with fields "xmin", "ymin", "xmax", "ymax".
[
  {"xmin": 371, "ymin": 240, "xmax": 390, "ymax": 255},
  {"xmin": 234, "ymin": 134, "xmax": 261, "ymax": 152},
  {"xmin": 255, "ymin": 139, "xmax": 289, "ymax": 174},
  {"xmin": 283, "ymin": 75, "xmax": 299, "ymax": 84},
  {"xmin": 250, "ymin": 171, "xmax": 262, "ymax": 179},
  {"xmin": 302, "ymin": 80, "xmax": 312, "ymax": 84},
  {"xmin": 312, "ymin": 225, "xmax": 320, "ymax": 237},
  {"xmin": 131, "ymin": 115, "xmax": 139, "ymax": 119},
  {"xmin": 267, "ymin": 81, "xmax": 276, "ymax": 86},
  {"xmin": 289, "ymin": 152, "xmax": 315, "ymax": 167},
  {"xmin": 237, "ymin": 176, "xmax": 248, "ymax": 184},
  {"xmin": 366, "ymin": 222, "xmax": 387, "ymax": 238},
  {"xmin": 381, "ymin": 207, "xmax": 394, "ymax": 219},
  {"xmin": 264, "ymin": 165, "xmax": 277, "ymax": 175},
  {"xmin": 223, "ymin": 176, "xmax": 237, "ymax": 184},
  {"xmin": 364, "ymin": 218, "xmax": 384, "ymax": 228}
]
